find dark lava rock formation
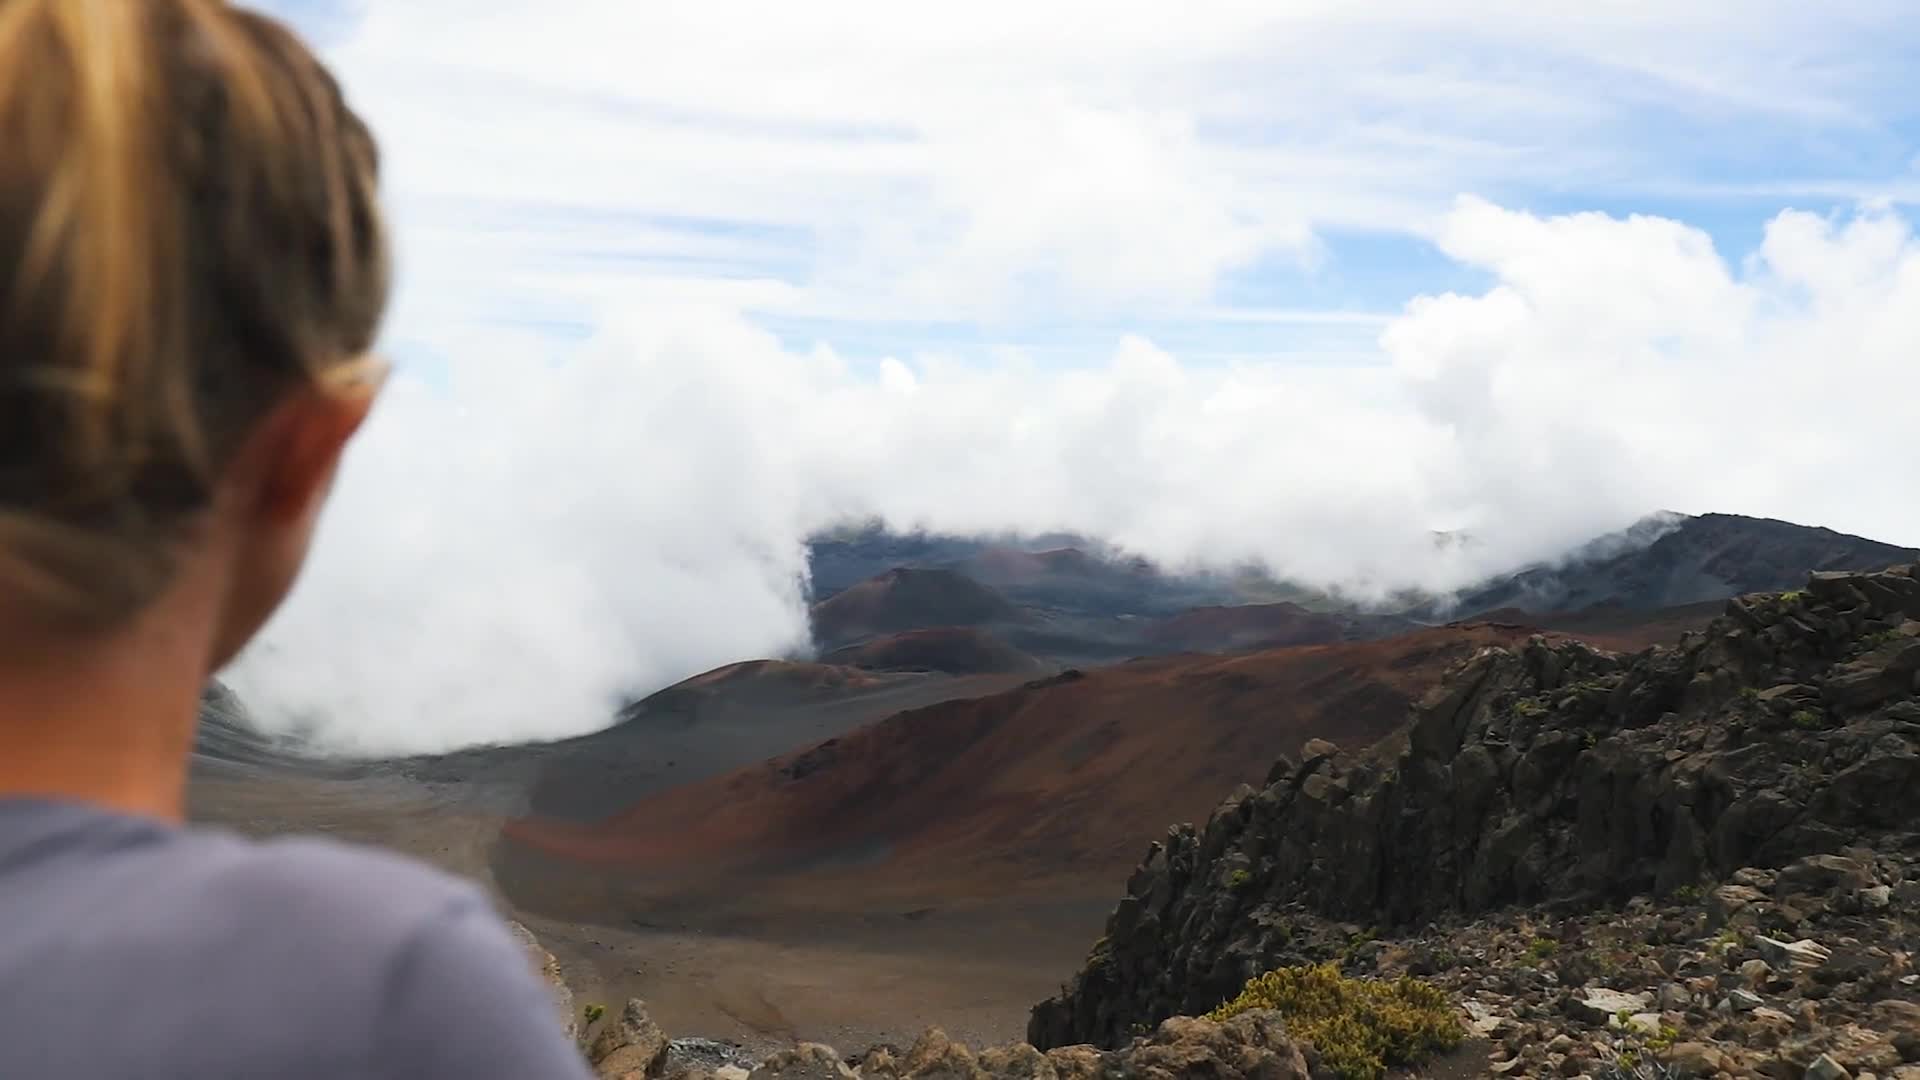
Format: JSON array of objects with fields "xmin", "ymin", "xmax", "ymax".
[{"xmin": 1031, "ymin": 563, "xmax": 1920, "ymax": 1051}]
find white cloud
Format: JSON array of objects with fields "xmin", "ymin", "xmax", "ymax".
[
  {"xmin": 231, "ymin": 196, "xmax": 1920, "ymax": 754},
  {"xmin": 221, "ymin": 2, "xmax": 1920, "ymax": 755},
  {"xmin": 291, "ymin": 0, "xmax": 1920, "ymax": 331}
]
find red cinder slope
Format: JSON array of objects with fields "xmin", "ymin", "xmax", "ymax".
[
  {"xmin": 503, "ymin": 624, "xmax": 1553, "ymax": 905},
  {"xmin": 1145, "ymin": 602, "xmax": 1348, "ymax": 652},
  {"xmin": 823, "ymin": 627, "xmax": 1043, "ymax": 675},
  {"xmin": 811, "ymin": 567, "xmax": 1016, "ymax": 646}
]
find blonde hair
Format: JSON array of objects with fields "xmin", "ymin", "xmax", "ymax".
[{"xmin": 0, "ymin": 0, "xmax": 388, "ymax": 625}]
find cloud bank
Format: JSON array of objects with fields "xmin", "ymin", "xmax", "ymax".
[{"xmin": 226, "ymin": 197, "xmax": 1920, "ymax": 755}]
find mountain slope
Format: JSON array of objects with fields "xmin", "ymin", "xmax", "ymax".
[
  {"xmin": 1445, "ymin": 512, "xmax": 1918, "ymax": 617},
  {"xmin": 496, "ymin": 623, "xmax": 1563, "ymax": 916},
  {"xmin": 811, "ymin": 567, "xmax": 1019, "ymax": 648},
  {"xmin": 823, "ymin": 628, "xmax": 1044, "ymax": 675},
  {"xmin": 1146, "ymin": 602, "xmax": 1418, "ymax": 654}
]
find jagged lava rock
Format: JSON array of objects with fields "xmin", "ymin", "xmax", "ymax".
[{"xmin": 1031, "ymin": 563, "xmax": 1920, "ymax": 1050}]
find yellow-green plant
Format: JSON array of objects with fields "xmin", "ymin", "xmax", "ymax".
[{"xmin": 1206, "ymin": 963, "xmax": 1463, "ymax": 1080}]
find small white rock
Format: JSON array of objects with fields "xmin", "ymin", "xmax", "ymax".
[
  {"xmin": 1622, "ymin": 1012, "xmax": 1663, "ymax": 1035},
  {"xmin": 1756, "ymin": 935, "xmax": 1832, "ymax": 970},
  {"xmin": 1806, "ymin": 1053, "xmax": 1852, "ymax": 1080},
  {"xmin": 1570, "ymin": 987, "xmax": 1651, "ymax": 1026}
]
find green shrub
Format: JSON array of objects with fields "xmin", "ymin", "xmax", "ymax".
[
  {"xmin": 1790, "ymin": 709, "xmax": 1824, "ymax": 731},
  {"xmin": 1228, "ymin": 869, "xmax": 1253, "ymax": 890},
  {"xmin": 1512, "ymin": 697, "xmax": 1548, "ymax": 719},
  {"xmin": 1527, "ymin": 937, "xmax": 1558, "ymax": 960},
  {"xmin": 1206, "ymin": 963, "xmax": 1463, "ymax": 1080},
  {"xmin": 583, "ymin": 1002, "xmax": 605, "ymax": 1025}
]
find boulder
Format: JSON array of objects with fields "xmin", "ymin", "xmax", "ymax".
[
  {"xmin": 1121, "ymin": 1012, "xmax": 1309, "ymax": 1080},
  {"xmin": 974, "ymin": 1043, "xmax": 1056, "ymax": 1079},
  {"xmin": 1567, "ymin": 988, "xmax": 1652, "ymax": 1026},
  {"xmin": 1041, "ymin": 1046, "xmax": 1104, "ymax": 1080},
  {"xmin": 747, "ymin": 1045, "xmax": 857, "ymax": 1080},
  {"xmin": 1806, "ymin": 1053, "xmax": 1853, "ymax": 1080},
  {"xmin": 1826, "ymin": 664, "xmax": 1902, "ymax": 709},
  {"xmin": 1756, "ymin": 936, "xmax": 1834, "ymax": 971},
  {"xmin": 900, "ymin": 1027, "xmax": 984, "ymax": 1079},
  {"xmin": 591, "ymin": 999, "xmax": 670, "ymax": 1079},
  {"xmin": 1778, "ymin": 855, "xmax": 1874, "ymax": 897},
  {"xmin": 1709, "ymin": 884, "xmax": 1769, "ymax": 929},
  {"xmin": 1665, "ymin": 1042, "xmax": 1735, "ymax": 1077}
]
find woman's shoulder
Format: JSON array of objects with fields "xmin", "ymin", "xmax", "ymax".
[
  {"xmin": 181, "ymin": 832, "xmax": 594, "ymax": 1078},
  {"xmin": 187, "ymin": 828, "xmax": 489, "ymax": 937},
  {"xmin": 146, "ymin": 829, "xmax": 515, "ymax": 1015},
  {"xmin": 0, "ymin": 821, "xmax": 561, "ymax": 1077}
]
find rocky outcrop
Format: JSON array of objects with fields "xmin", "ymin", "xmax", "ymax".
[
  {"xmin": 1030, "ymin": 564, "xmax": 1920, "ymax": 1050},
  {"xmin": 1214, "ymin": 845, "xmax": 1920, "ymax": 1079},
  {"xmin": 591, "ymin": 998, "xmax": 671, "ymax": 1078}
]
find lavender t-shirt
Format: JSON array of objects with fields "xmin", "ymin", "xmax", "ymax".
[{"xmin": 0, "ymin": 798, "xmax": 594, "ymax": 1079}]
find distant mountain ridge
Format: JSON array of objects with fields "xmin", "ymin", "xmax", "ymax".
[
  {"xmin": 803, "ymin": 513, "xmax": 1917, "ymax": 665},
  {"xmin": 1439, "ymin": 512, "xmax": 1918, "ymax": 618}
]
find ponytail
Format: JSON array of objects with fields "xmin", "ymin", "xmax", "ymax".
[{"xmin": 0, "ymin": 0, "xmax": 388, "ymax": 624}]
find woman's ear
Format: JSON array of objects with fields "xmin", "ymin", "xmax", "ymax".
[
  {"xmin": 205, "ymin": 362, "xmax": 386, "ymax": 670},
  {"xmin": 243, "ymin": 359, "xmax": 389, "ymax": 527}
]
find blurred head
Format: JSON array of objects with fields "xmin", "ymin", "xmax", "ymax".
[{"xmin": 0, "ymin": 0, "xmax": 387, "ymax": 668}]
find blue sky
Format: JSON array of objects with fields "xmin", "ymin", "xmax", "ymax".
[{"xmin": 258, "ymin": 0, "xmax": 1920, "ymax": 367}]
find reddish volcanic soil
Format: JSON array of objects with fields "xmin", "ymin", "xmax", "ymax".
[
  {"xmin": 811, "ymin": 568, "xmax": 1016, "ymax": 646},
  {"xmin": 1144, "ymin": 601, "xmax": 1349, "ymax": 652},
  {"xmin": 823, "ymin": 627, "xmax": 1043, "ymax": 675},
  {"xmin": 498, "ymin": 623, "xmax": 1558, "ymax": 920},
  {"xmin": 641, "ymin": 659, "xmax": 896, "ymax": 710},
  {"xmin": 198, "ymin": 612, "xmax": 1713, "ymax": 1052}
]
